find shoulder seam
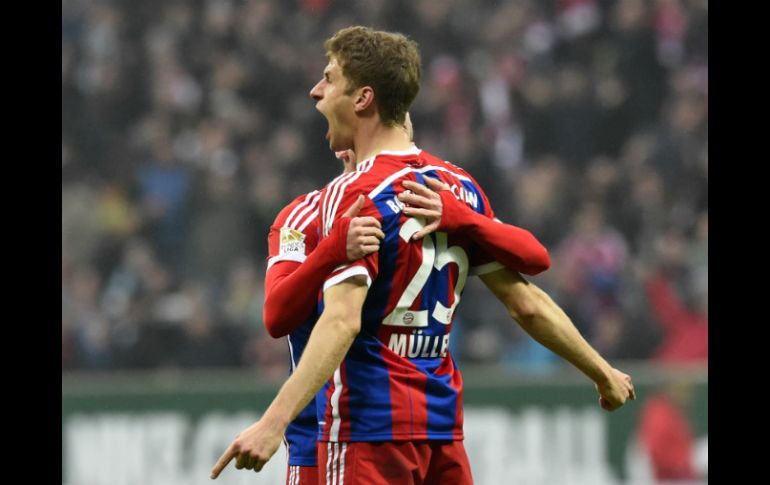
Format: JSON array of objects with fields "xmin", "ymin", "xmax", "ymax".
[{"xmin": 367, "ymin": 165, "xmax": 473, "ymax": 199}]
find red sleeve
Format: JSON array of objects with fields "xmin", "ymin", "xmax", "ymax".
[
  {"xmin": 424, "ymin": 174, "xmax": 551, "ymax": 275},
  {"xmin": 433, "ymin": 182, "xmax": 551, "ymax": 275},
  {"xmin": 320, "ymin": 182, "xmax": 381, "ymax": 291},
  {"xmin": 263, "ymin": 217, "xmax": 352, "ymax": 338}
]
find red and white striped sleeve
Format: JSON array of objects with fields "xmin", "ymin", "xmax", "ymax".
[
  {"xmin": 267, "ymin": 191, "xmax": 322, "ymax": 269},
  {"xmin": 318, "ymin": 165, "xmax": 379, "ymax": 292}
]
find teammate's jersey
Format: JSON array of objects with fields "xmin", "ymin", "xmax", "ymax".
[
  {"xmin": 267, "ymin": 191, "xmax": 323, "ymax": 466},
  {"xmin": 315, "ymin": 147, "xmax": 503, "ymax": 443}
]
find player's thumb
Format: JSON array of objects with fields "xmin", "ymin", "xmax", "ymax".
[{"xmin": 343, "ymin": 195, "xmax": 365, "ymax": 218}]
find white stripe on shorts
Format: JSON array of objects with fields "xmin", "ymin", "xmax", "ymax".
[
  {"xmin": 332, "ymin": 442, "xmax": 339, "ymax": 485},
  {"xmin": 339, "ymin": 443, "xmax": 347, "ymax": 485}
]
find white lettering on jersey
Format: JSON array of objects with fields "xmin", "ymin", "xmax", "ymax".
[
  {"xmin": 387, "ymin": 330, "xmax": 450, "ymax": 358},
  {"xmin": 449, "ymin": 184, "xmax": 479, "ymax": 210},
  {"xmin": 386, "ymin": 196, "xmax": 404, "ymax": 214},
  {"xmin": 440, "ymin": 334, "xmax": 450, "ymax": 357},
  {"xmin": 388, "ymin": 333, "xmax": 407, "ymax": 356}
]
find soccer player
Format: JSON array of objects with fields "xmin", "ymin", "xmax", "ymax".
[
  {"xmin": 265, "ymin": 115, "xmax": 555, "ymax": 484},
  {"xmin": 212, "ymin": 26, "xmax": 634, "ymax": 484},
  {"xmin": 264, "ymin": 114, "xmax": 552, "ymax": 485},
  {"xmin": 263, "ymin": 123, "xmax": 407, "ymax": 485},
  {"xmin": 265, "ymin": 148, "xmax": 381, "ymax": 485}
]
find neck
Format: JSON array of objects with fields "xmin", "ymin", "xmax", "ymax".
[{"xmin": 353, "ymin": 119, "xmax": 413, "ymax": 166}]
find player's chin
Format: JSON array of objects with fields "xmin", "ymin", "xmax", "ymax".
[{"xmin": 328, "ymin": 136, "xmax": 345, "ymax": 153}]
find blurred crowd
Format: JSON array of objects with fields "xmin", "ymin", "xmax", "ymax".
[{"xmin": 62, "ymin": 0, "xmax": 707, "ymax": 375}]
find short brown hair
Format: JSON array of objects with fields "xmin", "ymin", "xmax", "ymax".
[{"xmin": 324, "ymin": 26, "xmax": 421, "ymax": 126}]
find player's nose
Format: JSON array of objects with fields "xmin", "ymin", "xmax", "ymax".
[{"xmin": 309, "ymin": 81, "xmax": 323, "ymax": 101}]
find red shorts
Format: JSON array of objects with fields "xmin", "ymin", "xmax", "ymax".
[
  {"xmin": 286, "ymin": 464, "xmax": 318, "ymax": 485},
  {"xmin": 316, "ymin": 441, "xmax": 473, "ymax": 485}
]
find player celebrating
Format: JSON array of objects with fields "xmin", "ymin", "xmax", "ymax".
[
  {"xmin": 212, "ymin": 26, "xmax": 634, "ymax": 484},
  {"xmin": 264, "ymin": 115, "xmax": 553, "ymax": 484}
]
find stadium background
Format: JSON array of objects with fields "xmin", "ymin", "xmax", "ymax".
[{"xmin": 61, "ymin": 0, "xmax": 707, "ymax": 483}]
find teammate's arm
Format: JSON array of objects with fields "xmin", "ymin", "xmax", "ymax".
[
  {"xmin": 211, "ymin": 276, "xmax": 368, "ymax": 478},
  {"xmin": 264, "ymin": 196, "xmax": 383, "ymax": 338},
  {"xmin": 480, "ymin": 267, "xmax": 635, "ymax": 411},
  {"xmin": 399, "ymin": 178, "xmax": 551, "ymax": 275}
]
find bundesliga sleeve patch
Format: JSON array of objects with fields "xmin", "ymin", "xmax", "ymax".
[{"xmin": 279, "ymin": 227, "xmax": 307, "ymax": 256}]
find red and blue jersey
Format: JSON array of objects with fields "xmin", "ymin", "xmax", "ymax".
[
  {"xmin": 316, "ymin": 147, "xmax": 503, "ymax": 443},
  {"xmin": 266, "ymin": 191, "xmax": 323, "ymax": 466}
]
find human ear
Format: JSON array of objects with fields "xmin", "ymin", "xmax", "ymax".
[{"xmin": 354, "ymin": 86, "xmax": 375, "ymax": 113}]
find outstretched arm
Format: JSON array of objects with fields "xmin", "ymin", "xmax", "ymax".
[
  {"xmin": 263, "ymin": 195, "xmax": 383, "ymax": 338},
  {"xmin": 480, "ymin": 267, "xmax": 635, "ymax": 411},
  {"xmin": 212, "ymin": 276, "xmax": 368, "ymax": 478},
  {"xmin": 399, "ymin": 178, "xmax": 550, "ymax": 275}
]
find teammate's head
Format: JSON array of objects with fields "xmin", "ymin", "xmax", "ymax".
[{"xmin": 310, "ymin": 26, "xmax": 421, "ymax": 151}]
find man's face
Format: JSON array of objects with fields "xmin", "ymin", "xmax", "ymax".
[{"xmin": 309, "ymin": 57, "xmax": 356, "ymax": 152}]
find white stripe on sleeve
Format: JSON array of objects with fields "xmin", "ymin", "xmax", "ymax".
[
  {"xmin": 285, "ymin": 192, "xmax": 316, "ymax": 228},
  {"xmin": 322, "ymin": 266, "xmax": 372, "ymax": 293},
  {"xmin": 323, "ymin": 173, "xmax": 356, "ymax": 236},
  {"xmin": 267, "ymin": 252, "xmax": 307, "ymax": 270},
  {"xmin": 325, "ymin": 172, "xmax": 363, "ymax": 236},
  {"xmin": 289, "ymin": 192, "xmax": 322, "ymax": 230},
  {"xmin": 469, "ymin": 261, "xmax": 505, "ymax": 276},
  {"xmin": 298, "ymin": 209, "xmax": 320, "ymax": 232}
]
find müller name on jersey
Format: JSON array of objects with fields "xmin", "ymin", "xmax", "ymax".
[{"xmin": 388, "ymin": 329, "xmax": 450, "ymax": 359}]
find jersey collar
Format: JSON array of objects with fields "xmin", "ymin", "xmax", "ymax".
[{"xmin": 356, "ymin": 145, "xmax": 422, "ymax": 171}]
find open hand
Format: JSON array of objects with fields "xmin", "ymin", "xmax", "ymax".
[{"xmin": 398, "ymin": 178, "xmax": 448, "ymax": 239}]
